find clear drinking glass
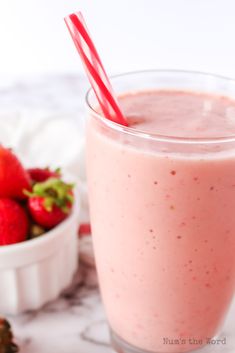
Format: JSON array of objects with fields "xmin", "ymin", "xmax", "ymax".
[{"xmin": 85, "ymin": 70, "xmax": 235, "ymax": 353}]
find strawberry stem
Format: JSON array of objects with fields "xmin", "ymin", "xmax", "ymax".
[{"xmin": 24, "ymin": 178, "xmax": 74, "ymax": 213}]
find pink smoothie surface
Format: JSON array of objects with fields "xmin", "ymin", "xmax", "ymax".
[
  {"xmin": 121, "ymin": 89, "xmax": 235, "ymax": 138},
  {"xmin": 86, "ymin": 90, "xmax": 235, "ymax": 353}
]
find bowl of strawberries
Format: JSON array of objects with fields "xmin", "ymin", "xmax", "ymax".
[{"xmin": 0, "ymin": 145, "xmax": 80, "ymax": 315}]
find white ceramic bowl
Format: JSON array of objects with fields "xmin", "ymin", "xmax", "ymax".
[{"xmin": 0, "ymin": 188, "xmax": 80, "ymax": 315}]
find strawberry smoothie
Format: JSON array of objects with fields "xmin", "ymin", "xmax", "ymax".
[{"xmin": 86, "ymin": 71, "xmax": 235, "ymax": 353}]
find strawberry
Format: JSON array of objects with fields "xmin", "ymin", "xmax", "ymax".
[
  {"xmin": 27, "ymin": 167, "xmax": 61, "ymax": 183},
  {"xmin": 0, "ymin": 145, "xmax": 31, "ymax": 199},
  {"xmin": 79, "ymin": 223, "xmax": 91, "ymax": 237},
  {"xmin": 0, "ymin": 199, "xmax": 29, "ymax": 245},
  {"xmin": 25, "ymin": 178, "xmax": 74, "ymax": 229},
  {"xmin": 0, "ymin": 317, "xmax": 19, "ymax": 352}
]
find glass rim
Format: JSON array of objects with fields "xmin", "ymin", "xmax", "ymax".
[{"xmin": 85, "ymin": 69, "xmax": 235, "ymax": 144}]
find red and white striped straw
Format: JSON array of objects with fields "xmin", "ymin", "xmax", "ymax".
[{"xmin": 64, "ymin": 12, "xmax": 128, "ymax": 126}]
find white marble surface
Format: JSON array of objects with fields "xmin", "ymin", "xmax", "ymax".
[
  {"xmin": 1, "ymin": 75, "xmax": 235, "ymax": 353},
  {"xmin": 10, "ymin": 238, "xmax": 113, "ymax": 353},
  {"xmin": 8, "ymin": 237, "xmax": 235, "ymax": 353}
]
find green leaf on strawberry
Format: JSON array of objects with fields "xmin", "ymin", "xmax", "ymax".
[{"xmin": 24, "ymin": 178, "xmax": 75, "ymax": 229}]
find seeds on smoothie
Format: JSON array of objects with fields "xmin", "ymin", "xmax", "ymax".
[
  {"xmin": 210, "ymin": 186, "xmax": 214, "ymax": 191},
  {"xmin": 177, "ymin": 235, "xmax": 182, "ymax": 239},
  {"xmin": 171, "ymin": 170, "xmax": 176, "ymax": 175},
  {"xmin": 170, "ymin": 205, "xmax": 175, "ymax": 210},
  {"xmin": 153, "ymin": 181, "xmax": 158, "ymax": 185}
]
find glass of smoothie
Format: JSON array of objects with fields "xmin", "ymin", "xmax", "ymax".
[{"xmin": 86, "ymin": 70, "xmax": 235, "ymax": 353}]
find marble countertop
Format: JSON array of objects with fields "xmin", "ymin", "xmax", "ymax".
[
  {"xmin": 11, "ymin": 238, "xmax": 113, "ymax": 353},
  {"xmin": 10, "ymin": 237, "xmax": 235, "ymax": 353},
  {"xmin": 1, "ymin": 75, "xmax": 235, "ymax": 353}
]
